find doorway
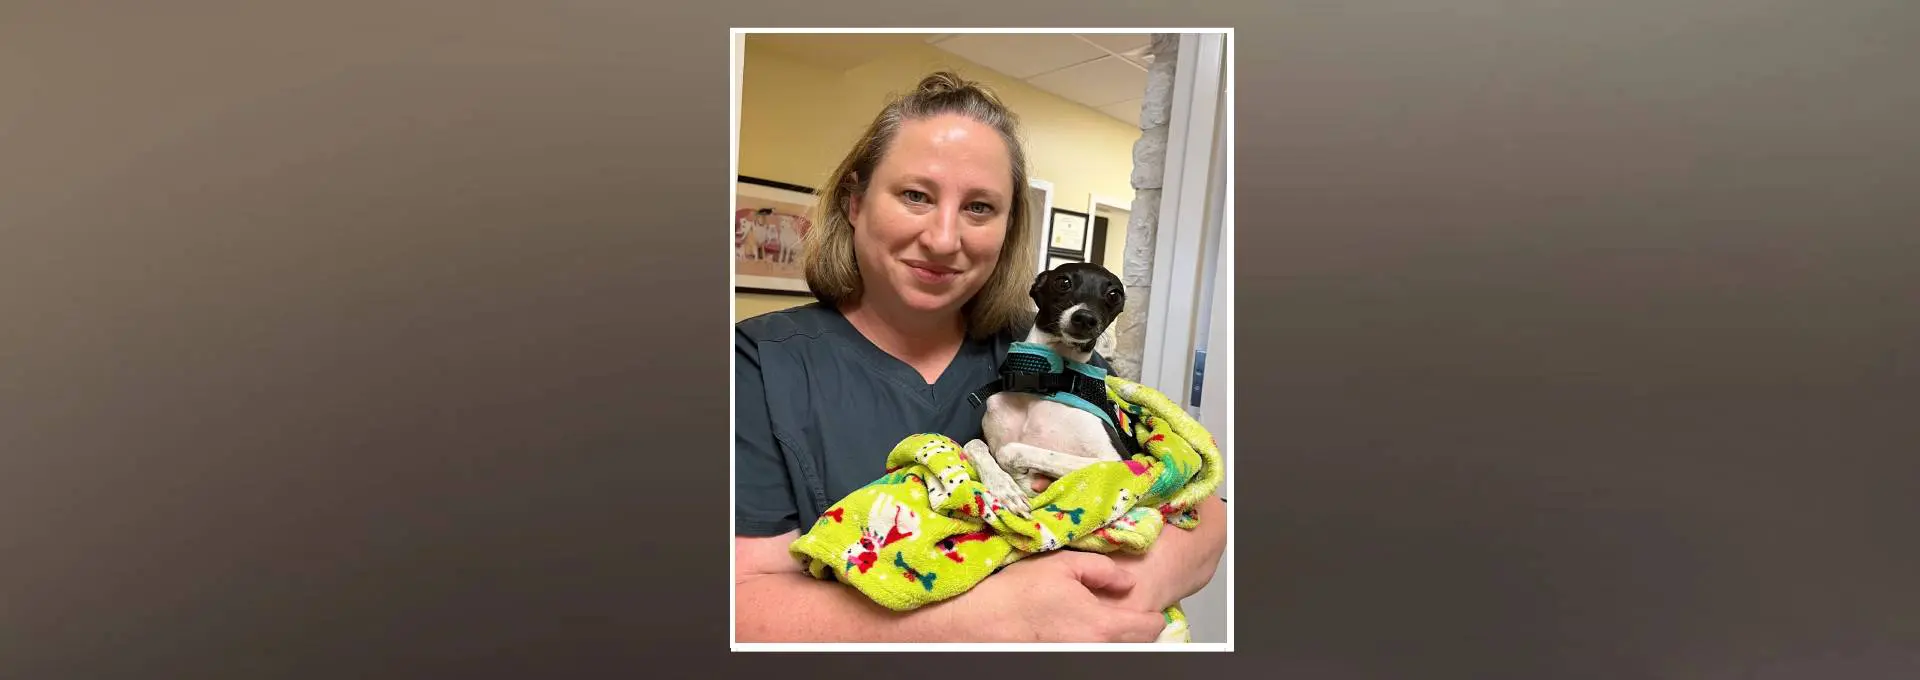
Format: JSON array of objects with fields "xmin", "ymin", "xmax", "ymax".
[{"xmin": 1087, "ymin": 194, "xmax": 1131, "ymax": 272}]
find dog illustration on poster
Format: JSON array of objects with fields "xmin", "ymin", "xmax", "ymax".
[
  {"xmin": 734, "ymin": 177, "xmax": 817, "ymax": 291},
  {"xmin": 735, "ymin": 207, "xmax": 808, "ymax": 267}
]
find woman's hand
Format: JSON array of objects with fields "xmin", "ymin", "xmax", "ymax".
[{"xmin": 935, "ymin": 551, "xmax": 1169, "ymax": 643}]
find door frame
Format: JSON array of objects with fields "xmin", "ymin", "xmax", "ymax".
[
  {"xmin": 1138, "ymin": 32, "xmax": 1228, "ymax": 410},
  {"xmin": 1027, "ymin": 177, "xmax": 1055, "ymax": 276}
]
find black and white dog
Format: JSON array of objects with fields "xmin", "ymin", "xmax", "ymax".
[
  {"xmin": 964, "ymin": 264, "xmax": 1192, "ymax": 642},
  {"xmin": 964, "ymin": 263, "xmax": 1136, "ymax": 516}
]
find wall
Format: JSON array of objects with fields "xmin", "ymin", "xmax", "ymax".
[{"xmin": 735, "ymin": 39, "xmax": 1141, "ymax": 321}]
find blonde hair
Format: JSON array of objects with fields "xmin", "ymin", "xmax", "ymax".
[{"xmin": 802, "ymin": 71, "xmax": 1035, "ymax": 340}]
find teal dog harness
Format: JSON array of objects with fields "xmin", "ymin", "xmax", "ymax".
[{"xmin": 968, "ymin": 342, "xmax": 1142, "ymax": 457}]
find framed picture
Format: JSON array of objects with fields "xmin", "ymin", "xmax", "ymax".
[
  {"xmin": 1046, "ymin": 254, "xmax": 1081, "ymax": 272},
  {"xmin": 1047, "ymin": 208, "xmax": 1090, "ymax": 257},
  {"xmin": 734, "ymin": 175, "xmax": 818, "ymax": 295}
]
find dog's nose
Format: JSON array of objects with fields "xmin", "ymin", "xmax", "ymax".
[{"xmin": 1070, "ymin": 309, "xmax": 1100, "ymax": 330}]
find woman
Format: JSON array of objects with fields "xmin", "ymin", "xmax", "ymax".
[{"xmin": 734, "ymin": 71, "xmax": 1226, "ymax": 643}]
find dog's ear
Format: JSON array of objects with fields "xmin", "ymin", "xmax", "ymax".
[{"xmin": 1029, "ymin": 271, "xmax": 1047, "ymax": 302}]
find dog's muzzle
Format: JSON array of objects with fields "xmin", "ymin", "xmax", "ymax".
[{"xmin": 1068, "ymin": 309, "xmax": 1102, "ymax": 336}]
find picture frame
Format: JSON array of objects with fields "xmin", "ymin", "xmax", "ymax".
[
  {"xmin": 1047, "ymin": 208, "xmax": 1090, "ymax": 257},
  {"xmin": 1046, "ymin": 254, "xmax": 1081, "ymax": 272},
  {"xmin": 734, "ymin": 175, "xmax": 818, "ymax": 295}
]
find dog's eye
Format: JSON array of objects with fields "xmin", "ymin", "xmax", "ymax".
[
  {"xmin": 1055, "ymin": 276, "xmax": 1072, "ymax": 292},
  {"xmin": 1106, "ymin": 290, "xmax": 1122, "ymax": 304}
]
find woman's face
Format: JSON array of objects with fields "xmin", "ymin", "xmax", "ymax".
[{"xmin": 848, "ymin": 113, "xmax": 1013, "ymax": 319}]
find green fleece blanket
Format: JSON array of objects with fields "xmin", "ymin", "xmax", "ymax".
[{"xmin": 788, "ymin": 375, "xmax": 1223, "ymax": 642}]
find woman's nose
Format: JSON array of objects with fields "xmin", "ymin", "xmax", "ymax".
[{"xmin": 920, "ymin": 207, "xmax": 961, "ymax": 255}]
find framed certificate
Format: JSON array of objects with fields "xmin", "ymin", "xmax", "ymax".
[{"xmin": 1047, "ymin": 208, "xmax": 1090, "ymax": 257}]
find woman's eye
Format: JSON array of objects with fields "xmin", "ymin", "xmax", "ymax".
[
  {"xmin": 902, "ymin": 190, "xmax": 929, "ymax": 203},
  {"xmin": 965, "ymin": 202, "xmax": 995, "ymax": 216}
]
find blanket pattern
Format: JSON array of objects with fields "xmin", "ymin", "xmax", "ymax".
[{"xmin": 787, "ymin": 375, "xmax": 1223, "ymax": 642}]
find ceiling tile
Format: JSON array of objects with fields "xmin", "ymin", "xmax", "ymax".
[
  {"xmin": 1098, "ymin": 98, "xmax": 1143, "ymax": 128},
  {"xmin": 930, "ymin": 34, "xmax": 1109, "ymax": 80},
  {"xmin": 747, "ymin": 34, "xmax": 935, "ymax": 71},
  {"xmin": 1025, "ymin": 56, "xmax": 1149, "ymax": 109},
  {"xmin": 1076, "ymin": 33, "xmax": 1152, "ymax": 54}
]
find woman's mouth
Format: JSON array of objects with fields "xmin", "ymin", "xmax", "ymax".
[{"xmin": 904, "ymin": 261, "xmax": 960, "ymax": 284}]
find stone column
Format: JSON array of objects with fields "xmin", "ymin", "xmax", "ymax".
[{"xmin": 1110, "ymin": 33, "xmax": 1179, "ymax": 381}]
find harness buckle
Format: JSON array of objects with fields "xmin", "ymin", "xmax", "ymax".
[{"xmin": 1004, "ymin": 371, "xmax": 1048, "ymax": 394}]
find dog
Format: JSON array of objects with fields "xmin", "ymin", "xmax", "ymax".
[
  {"xmin": 963, "ymin": 263, "xmax": 1193, "ymax": 643},
  {"xmin": 964, "ymin": 264, "xmax": 1193, "ymax": 642},
  {"xmin": 963, "ymin": 262, "xmax": 1133, "ymax": 516}
]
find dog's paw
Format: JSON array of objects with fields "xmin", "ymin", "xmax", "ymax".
[
  {"xmin": 984, "ymin": 477, "xmax": 1031, "ymax": 516},
  {"xmin": 963, "ymin": 439, "xmax": 1031, "ymax": 516}
]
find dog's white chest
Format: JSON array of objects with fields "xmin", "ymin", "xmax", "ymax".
[{"xmin": 982, "ymin": 393, "xmax": 1118, "ymax": 461}]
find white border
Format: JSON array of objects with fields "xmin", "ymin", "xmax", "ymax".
[
  {"xmin": 1221, "ymin": 28, "xmax": 1237, "ymax": 639},
  {"xmin": 737, "ymin": 27, "xmax": 1219, "ymax": 34},
  {"xmin": 727, "ymin": 27, "xmax": 743, "ymax": 650},
  {"xmin": 730, "ymin": 27, "xmax": 1235, "ymax": 653}
]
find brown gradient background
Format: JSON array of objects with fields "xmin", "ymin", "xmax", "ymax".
[{"xmin": 3, "ymin": 1, "xmax": 1917, "ymax": 678}]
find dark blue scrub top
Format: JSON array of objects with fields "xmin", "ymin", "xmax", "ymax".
[{"xmin": 734, "ymin": 301, "xmax": 1110, "ymax": 537}]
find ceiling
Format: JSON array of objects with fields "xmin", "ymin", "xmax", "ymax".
[
  {"xmin": 746, "ymin": 34, "xmax": 936, "ymax": 71},
  {"xmin": 925, "ymin": 33, "xmax": 1152, "ymax": 128},
  {"xmin": 746, "ymin": 33, "xmax": 1153, "ymax": 128}
]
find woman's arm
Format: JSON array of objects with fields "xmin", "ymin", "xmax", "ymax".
[
  {"xmin": 1022, "ymin": 471, "xmax": 1226, "ymax": 613},
  {"xmin": 734, "ymin": 533, "xmax": 1170, "ymax": 643},
  {"xmin": 735, "ymin": 533, "xmax": 956, "ymax": 642},
  {"xmin": 1103, "ymin": 494, "xmax": 1228, "ymax": 612}
]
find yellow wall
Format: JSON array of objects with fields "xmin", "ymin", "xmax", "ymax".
[{"xmin": 735, "ymin": 39, "xmax": 1141, "ymax": 322}]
